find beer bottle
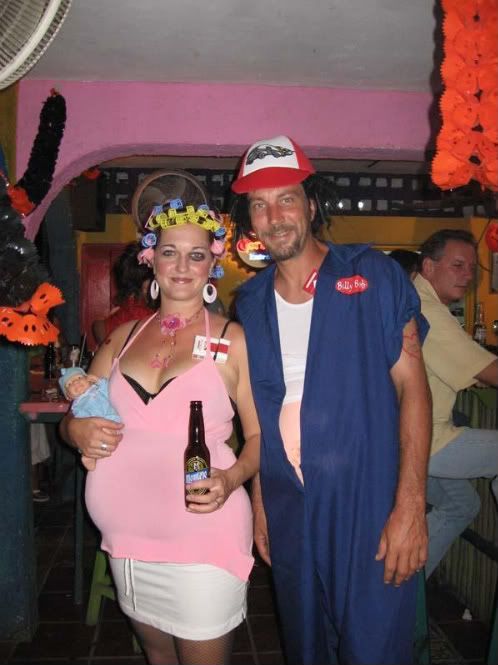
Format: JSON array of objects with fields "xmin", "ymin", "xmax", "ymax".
[
  {"xmin": 184, "ymin": 400, "xmax": 210, "ymax": 505},
  {"xmin": 44, "ymin": 343, "xmax": 57, "ymax": 380},
  {"xmin": 473, "ymin": 302, "xmax": 486, "ymax": 346}
]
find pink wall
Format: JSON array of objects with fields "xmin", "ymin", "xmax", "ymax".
[{"xmin": 16, "ymin": 80, "xmax": 434, "ymax": 237}]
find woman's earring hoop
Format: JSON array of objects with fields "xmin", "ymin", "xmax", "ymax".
[
  {"xmin": 203, "ymin": 282, "xmax": 217, "ymax": 304},
  {"xmin": 150, "ymin": 279, "xmax": 159, "ymax": 300}
]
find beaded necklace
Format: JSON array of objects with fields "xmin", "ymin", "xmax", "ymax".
[{"xmin": 151, "ymin": 305, "xmax": 204, "ymax": 369}]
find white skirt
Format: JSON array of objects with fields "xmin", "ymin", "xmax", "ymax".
[{"xmin": 108, "ymin": 557, "xmax": 248, "ymax": 640}]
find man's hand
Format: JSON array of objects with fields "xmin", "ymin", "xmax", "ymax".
[
  {"xmin": 66, "ymin": 416, "xmax": 123, "ymax": 459},
  {"xmin": 252, "ymin": 473, "xmax": 271, "ymax": 565},
  {"xmin": 375, "ymin": 504, "xmax": 427, "ymax": 586},
  {"xmin": 254, "ymin": 501, "xmax": 271, "ymax": 566}
]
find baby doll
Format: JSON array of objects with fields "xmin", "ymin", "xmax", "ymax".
[{"xmin": 59, "ymin": 367, "xmax": 120, "ymax": 470}]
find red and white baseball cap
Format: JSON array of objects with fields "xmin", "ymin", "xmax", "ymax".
[{"xmin": 231, "ymin": 135, "xmax": 315, "ymax": 194}]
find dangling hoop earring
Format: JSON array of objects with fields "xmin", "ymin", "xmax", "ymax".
[
  {"xmin": 150, "ymin": 279, "xmax": 159, "ymax": 300},
  {"xmin": 203, "ymin": 282, "xmax": 217, "ymax": 304}
]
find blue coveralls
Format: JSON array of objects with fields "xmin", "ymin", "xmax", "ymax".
[{"xmin": 236, "ymin": 242, "xmax": 428, "ymax": 665}]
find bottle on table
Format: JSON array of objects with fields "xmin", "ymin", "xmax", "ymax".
[
  {"xmin": 68, "ymin": 345, "xmax": 80, "ymax": 367},
  {"xmin": 44, "ymin": 343, "xmax": 57, "ymax": 380},
  {"xmin": 184, "ymin": 400, "xmax": 210, "ymax": 505},
  {"xmin": 473, "ymin": 302, "xmax": 487, "ymax": 346},
  {"xmin": 43, "ymin": 342, "xmax": 59, "ymax": 401}
]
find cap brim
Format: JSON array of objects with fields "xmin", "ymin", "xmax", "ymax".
[{"xmin": 231, "ymin": 167, "xmax": 312, "ymax": 194}]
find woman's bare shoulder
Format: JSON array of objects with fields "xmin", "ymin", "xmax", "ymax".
[
  {"xmin": 90, "ymin": 318, "xmax": 148, "ymax": 377},
  {"xmin": 208, "ymin": 312, "xmax": 242, "ymax": 337},
  {"xmin": 101, "ymin": 319, "xmax": 147, "ymax": 353}
]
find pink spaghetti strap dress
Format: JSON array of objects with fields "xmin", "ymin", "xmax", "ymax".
[{"xmin": 85, "ymin": 309, "xmax": 253, "ymax": 638}]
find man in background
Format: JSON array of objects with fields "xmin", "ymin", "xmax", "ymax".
[{"xmin": 415, "ymin": 229, "xmax": 498, "ymax": 578}]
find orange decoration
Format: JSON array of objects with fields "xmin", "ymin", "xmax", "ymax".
[
  {"xmin": 82, "ymin": 167, "xmax": 101, "ymax": 180},
  {"xmin": 479, "ymin": 91, "xmax": 498, "ymax": 142},
  {"xmin": 432, "ymin": 151, "xmax": 475, "ymax": 189},
  {"xmin": 477, "ymin": 156, "xmax": 498, "ymax": 189},
  {"xmin": 432, "ymin": 0, "xmax": 498, "ymax": 191},
  {"xmin": 485, "ymin": 220, "xmax": 498, "ymax": 252},
  {"xmin": 437, "ymin": 120, "xmax": 464, "ymax": 143},
  {"xmin": 0, "ymin": 283, "xmax": 64, "ymax": 346},
  {"xmin": 8, "ymin": 185, "xmax": 36, "ymax": 215},
  {"xmin": 479, "ymin": 63, "xmax": 498, "ymax": 92},
  {"xmin": 443, "ymin": 12, "xmax": 464, "ymax": 40}
]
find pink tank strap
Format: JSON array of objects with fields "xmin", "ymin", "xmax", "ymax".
[{"xmin": 117, "ymin": 313, "xmax": 157, "ymax": 360}]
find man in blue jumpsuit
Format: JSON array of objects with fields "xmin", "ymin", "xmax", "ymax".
[{"xmin": 231, "ymin": 136, "xmax": 432, "ymax": 665}]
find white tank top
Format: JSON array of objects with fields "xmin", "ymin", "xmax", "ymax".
[{"xmin": 275, "ymin": 290, "xmax": 313, "ymax": 405}]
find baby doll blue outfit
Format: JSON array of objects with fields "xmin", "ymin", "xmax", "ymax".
[{"xmin": 71, "ymin": 379, "xmax": 120, "ymax": 422}]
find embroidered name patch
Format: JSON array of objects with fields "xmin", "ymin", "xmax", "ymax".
[
  {"xmin": 335, "ymin": 275, "xmax": 369, "ymax": 295},
  {"xmin": 192, "ymin": 335, "xmax": 230, "ymax": 363}
]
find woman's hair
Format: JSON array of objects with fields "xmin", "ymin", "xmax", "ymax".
[
  {"xmin": 388, "ymin": 249, "xmax": 420, "ymax": 276},
  {"xmin": 113, "ymin": 243, "xmax": 153, "ymax": 305},
  {"xmin": 228, "ymin": 173, "xmax": 339, "ymax": 239}
]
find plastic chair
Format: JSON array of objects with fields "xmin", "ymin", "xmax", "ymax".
[
  {"xmin": 85, "ymin": 550, "xmax": 116, "ymax": 626},
  {"xmin": 86, "ymin": 549, "xmax": 141, "ymax": 653}
]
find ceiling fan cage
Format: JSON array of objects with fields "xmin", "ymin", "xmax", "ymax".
[
  {"xmin": 131, "ymin": 169, "xmax": 210, "ymax": 232},
  {"xmin": 0, "ymin": 0, "xmax": 72, "ymax": 91}
]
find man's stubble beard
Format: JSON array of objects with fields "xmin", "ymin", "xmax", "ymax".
[{"xmin": 261, "ymin": 227, "xmax": 308, "ymax": 262}]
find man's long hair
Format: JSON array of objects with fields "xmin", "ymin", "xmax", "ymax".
[{"xmin": 228, "ymin": 174, "xmax": 339, "ymax": 240}]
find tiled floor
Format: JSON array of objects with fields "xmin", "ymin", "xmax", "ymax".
[{"xmin": 0, "ymin": 497, "xmax": 491, "ymax": 665}]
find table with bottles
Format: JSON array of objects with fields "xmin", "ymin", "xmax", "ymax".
[{"xmin": 19, "ymin": 351, "xmax": 85, "ymax": 606}]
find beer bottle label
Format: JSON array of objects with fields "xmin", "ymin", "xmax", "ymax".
[{"xmin": 185, "ymin": 456, "xmax": 209, "ymax": 494}]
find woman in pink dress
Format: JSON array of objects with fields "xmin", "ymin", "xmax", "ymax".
[{"xmin": 61, "ymin": 201, "xmax": 260, "ymax": 665}]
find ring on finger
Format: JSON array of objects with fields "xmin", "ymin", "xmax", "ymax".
[{"xmin": 100, "ymin": 442, "xmax": 108, "ymax": 451}]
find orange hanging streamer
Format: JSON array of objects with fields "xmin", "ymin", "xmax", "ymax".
[
  {"xmin": 0, "ymin": 283, "xmax": 64, "ymax": 346},
  {"xmin": 432, "ymin": 0, "xmax": 498, "ymax": 191}
]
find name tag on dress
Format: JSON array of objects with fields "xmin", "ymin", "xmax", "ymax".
[{"xmin": 192, "ymin": 335, "xmax": 231, "ymax": 364}]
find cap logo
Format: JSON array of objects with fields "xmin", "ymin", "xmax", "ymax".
[{"xmin": 246, "ymin": 143, "xmax": 295, "ymax": 165}]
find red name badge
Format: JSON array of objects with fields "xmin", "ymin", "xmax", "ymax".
[
  {"xmin": 335, "ymin": 275, "xmax": 369, "ymax": 295},
  {"xmin": 303, "ymin": 269, "xmax": 318, "ymax": 295}
]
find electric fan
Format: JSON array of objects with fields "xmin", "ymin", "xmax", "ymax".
[
  {"xmin": 0, "ymin": 0, "xmax": 72, "ymax": 90},
  {"xmin": 131, "ymin": 169, "xmax": 210, "ymax": 232}
]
